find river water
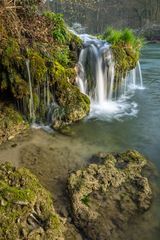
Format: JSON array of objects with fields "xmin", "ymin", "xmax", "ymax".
[{"xmin": 0, "ymin": 44, "xmax": 160, "ymax": 239}]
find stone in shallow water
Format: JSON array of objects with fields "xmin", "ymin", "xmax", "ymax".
[{"xmin": 68, "ymin": 150, "xmax": 152, "ymax": 240}]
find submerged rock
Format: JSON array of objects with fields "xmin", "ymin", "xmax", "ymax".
[
  {"xmin": 0, "ymin": 162, "xmax": 80, "ymax": 240},
  {"xmin": 68, "ymin": 150, "xmax": 152, "ymax": 240}
]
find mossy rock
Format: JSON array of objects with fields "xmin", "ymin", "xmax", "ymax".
[
  {"xmin": 0, "ymin": 102, "xmax": 28, "ymax": 144},
  {"xmin": 55, "ymin": 78, "xmax": 90, "ymax": 124},
  {"xmin": 68, "ymin": 150, "xmax": 153, "ymax": 240},
  {"xmin": 0, "ymin": 162, "xmax": 65, "ymax": 240},
  {"xmin": 27, "ymin": 48, "xmax": 47, "ymax": 84},
  {"xmin": 100, "ymin": 28, "xmax": 143, "ymax": 87},
  {"xmin": 112, "ymin": 43, "xmax": 139, "ymax": 83}
]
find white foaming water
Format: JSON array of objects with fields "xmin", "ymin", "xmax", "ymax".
[
  {"xmin": 89, "ymin": 97, "xmax": 138, "ymax": 121},
  {"xmin": 76, "ymin": 34, "xmax": 144, "ymax": 121},
  {"xmin": 31, "ymin": 123, "xmax": 54, "ymax": 133},
  {"xmin": 26, "ymin": 59, "xmax": 35, "ymax": 120}
]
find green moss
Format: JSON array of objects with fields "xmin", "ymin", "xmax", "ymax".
[
  {"xmin": 70, "ymin": 34, "xmax": 83, "ymax": 48},
  {"xmin": 0, "ymin": 163, "xmax": 64, "ymax": 240},
  {"xmin": 2, "ymin": 38, "xmax": 23, "ymax": 68},
  {"xmin": 27, "ymin": 48, "xmax": 47, "ymax": 84},
  {"xmin": 33, "ymin": 93, "xmax": 40, "ymax": 112},
  {"xmin": 55, "ymin": 76, "xmax": 90, "ymax": 123},
  {"xmin": 54, "ymin": 46, "xmax": 70, "ymax": 67},
  {"xmin": 49, "ymin": 61, "xmax": 65, "ymax": 84},
  {"xmin": 1, "ymin": 39, "xmax": 23, "ymax": 81},
  {"xmin": 0, "ymin": 38, "xmax": 29, "ymax": 99},
  {"xmin": 10, "ymin": 70, "xmax": 29, "ymax": 98},
  {"xmin": 44, "ymin": 11, "xmax": 71, "ymax": 44},
  {"xmin": 0, "ymin": 102, "xmax": 27, "ymax": 144},
  {"xmin": 0, "ymin": 181, "xmax": 35, "ymax": 204},
  {"xmin": 0, "ymin": 103, "xmax": 23, "ymax": 128}
]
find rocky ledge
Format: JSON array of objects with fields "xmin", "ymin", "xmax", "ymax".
[{"xmin": 68, "ymin": 150, "xmax": 153, "ymax": 240}]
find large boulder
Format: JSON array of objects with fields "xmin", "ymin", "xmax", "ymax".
[
  {"xmin": 68, "ymin": 150, "xmax": 152, "ymax": 240},
  {"xmin": 54, "ymin": 79, "xmax": 90, "ymax": 128}
]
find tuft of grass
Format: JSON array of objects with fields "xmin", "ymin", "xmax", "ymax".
[
  {"xmin": 101, "ymin": 27, "xmax": 144, "ymax": 49},
  {"xmin": 102, "ymin": 27, "xmax": 122, "ymax": 45}
]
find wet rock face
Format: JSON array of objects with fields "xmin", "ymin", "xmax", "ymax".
[
  {"xmin": 54, "ymin": 79, "xmax": 90, "ymax": 127},
  {"xmin": 68, "ymin": 150, "xmax": 152, "ymax": 240},
  {"xmin": 0, "ymin": 163, "xmax": 65, "ymax": 240}
]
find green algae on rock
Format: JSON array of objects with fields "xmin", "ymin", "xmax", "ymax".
[
  {"xmin": 0, "ymin": 102, "xmax": 28, "ymax": 145},
  {"xmin": 68, "ymin": 150, "xmax": 152, "ymax": 240},
  {"xmin": 54, "ymin": 78, "xmax": 90, "ymax": 128},
  {"xmin": 0, "ymin": 162, "xmax": 65, "ymax": 240}
]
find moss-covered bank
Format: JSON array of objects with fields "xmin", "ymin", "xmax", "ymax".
[{"xmin": 0, "ymin": 0, "xmax": 89, "ymax": 130}]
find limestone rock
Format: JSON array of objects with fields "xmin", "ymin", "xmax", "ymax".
[{"xmin": 68, "ymin": 150, "xmax": 152, "ymax": 240}]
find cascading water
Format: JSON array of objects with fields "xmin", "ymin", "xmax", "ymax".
[
  {"xmin": 76, "ymin": 34, "xmax": 115, "ymax": 102},
  {"xmin": 23, "ymin": 31, "xmax": 144, "ymax": 125},
  {"xmin": 137, "ymin": 61, "xmax": 143, "ymax": 88},
  {"xmin": 26, "ymin": 59, "xmax": 35, "ymax": 121},
  {"xmin": 25, "ymin": 59, "xmax": 52, "ymax": 124},
  {"xmin": 76, "ymin": 34, "xmax": 144, "ymax": 120}
]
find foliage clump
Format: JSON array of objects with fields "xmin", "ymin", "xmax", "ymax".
[
  {"xmin": 101, "ymin": 27, "xmax": 144, "ymax": 84},
  {"xmin": 102, "ymin": 27, "xmax": 144, "ymax": 48}
]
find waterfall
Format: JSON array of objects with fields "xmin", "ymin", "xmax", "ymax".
[
  {"xmin": 95, "ymin": 50, "xmax": 105, "ymax": 103},
  {"xmin": 137, "ymin": 61, "xmax": 143, "ymax": 88},
  {"xmin": 26, "ymin": 59, "xmax": 35, "ymax": 121},
  {"xmin": 108, "ymin": 62, "xmax": 115, "ymax": 100},
  {"xmin": 76, "ymin": 34, "xmax": 144, "ymax": 108},
  {"xmin": 132, "ymin": 68, "xmax": 136, "ymax": 87}
]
